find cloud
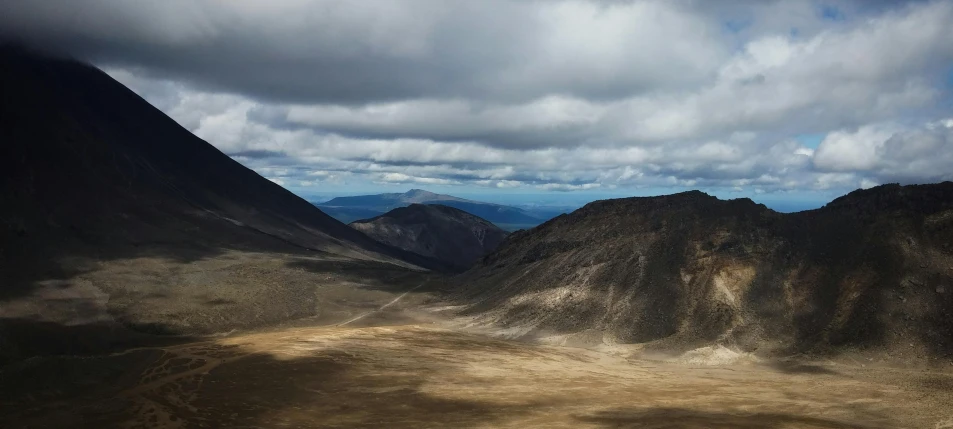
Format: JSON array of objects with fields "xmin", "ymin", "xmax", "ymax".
[
  {"xmin": 98, "ymin": 67, "xmax": 952, "ymax": 195},
  {"xmin": 473, "ymin": 180, "xmax": 522, "ymax": 189},
  {"xmin": 375, "ymin": 173, "xmax": 461, "ymax": 186},
  {"xmin": 815, "ymin": 119, "xmax": 953, "ymax": 183},
  {"xmin": 2, "ymin": 0, "xmax": 951, "ymax": 199},
  {"xmin": 0, "ymin": 0, "xmax": 728, "ymax": 104},
  {"xmin": 537, "ymin": 183, "xmax": 602, "ymax": 192},
  {"xmin": 813, "ymin": 125, "xmax": 900, "ymax": 171}
]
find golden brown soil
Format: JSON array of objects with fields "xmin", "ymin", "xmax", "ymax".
[{"xmin": 3, "ymin": 320, "xmax": 952, "ymax": 428}]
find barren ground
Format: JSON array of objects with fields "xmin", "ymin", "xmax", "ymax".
[{"xmin": 3, "ymin": 284, "xmax": 952, "ymax": 429}]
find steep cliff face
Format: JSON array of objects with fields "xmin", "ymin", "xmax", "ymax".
[
  {"xmin": 453, "ymin": 184, "xmax": 953, "ymax": 359},
  {"xmin": 352, "ymin": 204, "xmax": 507, "ymax": 271}
]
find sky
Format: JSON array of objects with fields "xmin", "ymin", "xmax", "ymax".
[{"xmin": 2, "ymin": 0, "xmax": 953, "ymax": 211}]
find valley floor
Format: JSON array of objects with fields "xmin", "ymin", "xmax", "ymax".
[
  {"xmin": 2, "ymin": 253, "xmax": 952, "ymax": 428},
  {"xmin": 3, "ymin": 319, "xmax": 953, "ymax": 428}
]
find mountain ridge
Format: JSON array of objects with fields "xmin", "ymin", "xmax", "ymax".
[{"xmin": 452, "ymin": 183, "xmax": 953, "ymax": 361}]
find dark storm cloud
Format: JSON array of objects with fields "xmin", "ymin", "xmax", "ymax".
[{"xmin": 0, "ymin": 0, "xmax": 723, "ymax": 105}]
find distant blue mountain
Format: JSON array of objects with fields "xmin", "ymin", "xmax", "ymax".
[{"xmin": 314, "ymin": 189, "xmax": 563, "ymax": 230}]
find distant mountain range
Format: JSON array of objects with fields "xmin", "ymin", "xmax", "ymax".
[{"xmin": 314, "ymin": 189, "xmax": 565, "ymax": 230}]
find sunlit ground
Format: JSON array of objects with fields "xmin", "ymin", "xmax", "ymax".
[{"xmin": 4, "ymin": 323, "xmax": 952, "ymax": 428}]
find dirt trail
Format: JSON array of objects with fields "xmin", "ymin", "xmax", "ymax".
[{"xmin": 335, "ymin": 281, "xmax": 426, "ymax": 327}]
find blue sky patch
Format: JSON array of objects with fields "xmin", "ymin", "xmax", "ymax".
[
  {"xmin": 820, "ymin": 4, "xmax": 846, "ymax": 21},
  {"xmin": 723, "ymin": 19, "xmax": 751, "ymax": 34},
  {"xmin": 795, "ymin": 134, "xmax": 826, "ymax": 149}
]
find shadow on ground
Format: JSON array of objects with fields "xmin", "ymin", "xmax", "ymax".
[
  {"xmin": 0, "ymin": 323, "xmax": 926, "ymax": 428},
  {"xmin": 285, "ymin": 258, "xmax": 445, "ymax": 293},
  {"xmin": 0, "ymin": 328, "xmax": 561, "ymax": 428},
  {"xmin": 574, "ymin": 407, "xmax": 882, "ymax": 429},
  {"xmin": 1, "ymin": 247, "xmax": 439, "ymax": 365},
  {"xmin": 767, "ymin": 361, "xmax": 840, "ymax": 375}
]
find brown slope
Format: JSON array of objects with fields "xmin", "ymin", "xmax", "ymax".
[
  {"xmin": 453, "ymin": 184, "xmax": 953, "ymax": 360},
  {"xmin": 351, "ymin": 204, "xmax": 507, "ymax": 271}
]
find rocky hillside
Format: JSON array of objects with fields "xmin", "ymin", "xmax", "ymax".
[
  {"xmin": 453, "ymin": 184, "xmax": 953, "ymax": 361},
  {"xmin": 352, "ymin": 204, "xmax": 507, "ymax": 271}
]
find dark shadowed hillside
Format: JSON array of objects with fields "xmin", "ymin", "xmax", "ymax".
[
  {"xmin": 0, "ymin": 47, "xmax": 444, "ymax": 273},
  {"xmin": 351, "ymin": 204, "xmax": 508, "ymax": 271},
  {"xmin": 0, "ymin": 47, "xmax": 442, "ymax": 363},
  {"xmin": 453, "ymin": 184, "xmax": 953, "ymax": 361}
]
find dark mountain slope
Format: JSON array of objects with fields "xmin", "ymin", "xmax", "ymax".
[
  {"xmin": 351, "ymin": 204, "xmax": 507, "ymax": 271},
  {"xmin": 0, "ymin": 47, "xmax": 445, "ymax": 362},
  {"xmin": 0, "ymin": 47, "xmax": 439, "ymax": 272},
  {"xmin": 317, "ymin": 189, "xmax": 547, "ymax": 228},
  {"xmin": 453, "ymin": 184, "xmax": 953, "ymax": 361}
]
